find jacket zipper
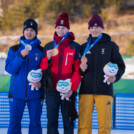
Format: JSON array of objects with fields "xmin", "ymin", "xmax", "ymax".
[
  {"xmin": 58, "ymin": 43, "xmax": 62, "ymax": 79},
  {"xmin": 25, "ymin": 55, "xmax": 29, "ymax": 100},
  {"xmin": 65, "ymin": 52, "xmax": 68, "ymax": 66},
  {"xmin": 93, "ymin": 50, "xmax": 97, "ymax": 94},
  {"xmin": 12, "ymin": 76, "xmax": 15, "ymax": 90}
]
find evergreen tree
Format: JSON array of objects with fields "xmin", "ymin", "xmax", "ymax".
[
  {"xmin": 23, "ymin": 0, "xmax": 41, "ymax": 18},
  {"xmin": 1, "ymin": 3, "xmax": 26, "ymax": 30},
  {"xmin": 0, "ymin": 0, "xmax": 129, "ymax": 30}
]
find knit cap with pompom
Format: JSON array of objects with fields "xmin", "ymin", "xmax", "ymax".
[
  {"xmin": 88, "ymin": 13, "xmax": 104, "ymax": 29},
  {"xmin": 55, "ymin": 12, "xmax": 70, "ymax": 29}
]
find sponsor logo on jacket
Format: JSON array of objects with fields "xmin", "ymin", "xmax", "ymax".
[{"xmin": 101, "ymin": 48, "xmax": 105, "ymax": 54}]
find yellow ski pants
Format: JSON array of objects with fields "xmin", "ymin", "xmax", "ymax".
[{"xmin": 78, "ymin": 94, "xmax": 113, "ymax": 134}]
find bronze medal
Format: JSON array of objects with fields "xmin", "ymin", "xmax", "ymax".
[
  {"xmin": 53, "ymin": 48, "xmax": 58, "ymax": 56},
  {"xmin": 81, "ymin": 56, "xmax": 87, "ymax": 63}
]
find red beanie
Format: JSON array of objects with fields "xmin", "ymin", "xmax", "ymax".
[
  {"xmin": 55, "ymin": 12, "xmax": 70, "ymax": 29},
  {"xmin": 88, "ymin": 13, "xmax": 104, "ymax": 29}
]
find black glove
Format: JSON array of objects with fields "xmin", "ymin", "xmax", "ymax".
[
  {"xmin": 66, "ymin": 93, "xmax": 78, "ymax": 122},
  {"xmin": 42, "ymin": 68, "xmax": 53, "ymax": 92}
]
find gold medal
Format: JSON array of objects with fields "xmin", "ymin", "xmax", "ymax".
[
  {"xmin": 81, "ymin": 56, "xmax": 87, "ymax": 63},
  {"xmin": 53, "ymin": 48, "xmax": 58, "ymax": 56}
]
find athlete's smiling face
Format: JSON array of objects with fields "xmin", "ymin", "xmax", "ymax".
[
  {"xmin": 24, "ymin": 28, "xmax": 36, "ymax": 40},
  {"xmin": 89, "ymin": 26, "xmax": 103, "ymax": 37},
  {"xmin": 56, "ymin": 26, "xmax": 69, "ymax": 37}
]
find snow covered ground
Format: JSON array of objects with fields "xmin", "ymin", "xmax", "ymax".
[{"xmin": 1, "ymin": 128, "xmax": 134, "ymax": 134}]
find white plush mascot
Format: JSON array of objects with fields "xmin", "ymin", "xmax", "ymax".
[
  {"xmin": 27, "ymin": 69, "xmax": 42, "ymax": 91},
  {"xmin": 56, "ymin": 79, "xmax": 72, "ymax": 100},
  {"xmin": 103, "ymin": 62, "xmax": 118, "ymax": 85}
]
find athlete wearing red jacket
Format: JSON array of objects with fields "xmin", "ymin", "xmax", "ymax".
[
  {"xmin": 40, "ymin": 12, "xmax": 81, "ymax": 134},
  {"xmin": 40, "ymin": 31, "xmax": 81, "ymax": 92}
]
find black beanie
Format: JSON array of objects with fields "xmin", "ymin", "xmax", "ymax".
[{"xmin": 23, "ymin": 18, "xmax": 38, "ymax": 34}]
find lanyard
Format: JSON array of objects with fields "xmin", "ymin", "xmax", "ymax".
[
  {"xmin": 20, "ymin": 40, "xmax": 32, "ymax": 46},
  {"xmin": 20, "ymin": 39, "xmax": 37, "ymax": 49},
  {"xmin": 83, "ymin": 34, "xmax": 103, "ymax": 56},
  {"xmin": 20, "ymin": 40, "xmax": 34, "ymax": 51},
  {"xmin": 54, "ymin": 32, "xmax": 69, "ymax": 48}
]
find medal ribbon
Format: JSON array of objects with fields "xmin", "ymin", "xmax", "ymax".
[
  {"xmin": 54, "ymin": 32, "xmax": 69, "ymax": 48},
  {"xmin": 20, "ymin": 40, "xmax": 33, "ymax": 46},
  {"xmin": 20, "ymin": 35, "xmax": 39, "ymax": 47},
  {"xmin": 83, "ymin": 33, "xmax": 103, "ymax": 56}
]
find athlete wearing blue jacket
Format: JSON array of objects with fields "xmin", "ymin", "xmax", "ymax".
[{"xmin": 5, "ymin": 18, "xmax": 44, "ymax": 134}]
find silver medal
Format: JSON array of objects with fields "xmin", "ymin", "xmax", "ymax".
[{"xmin": 25, "ymin": 44, "xmax": 32, "ymax": 51}]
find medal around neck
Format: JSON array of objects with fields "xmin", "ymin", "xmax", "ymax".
[
  {"xmin": 81, "ymin": 56, "xmax": 87, "ymax": 63},
  {"xmin": 53, "ymin": 48, "xmax": 58, "ymax": 56},
  {"xmin": 25, "ymin": 44, "xmax": 32, "ymax": 51}
]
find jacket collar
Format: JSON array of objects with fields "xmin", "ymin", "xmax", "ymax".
[
  {"xmin": 54, "ymin": 31, "xmax": 75, "ymax": 45},
  {"xmin": 19, "ymin": 35, "xmax": 41, "ymax": 48}
]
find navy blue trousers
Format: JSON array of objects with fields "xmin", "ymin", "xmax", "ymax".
[
  {"xmin": 46, "ymin": 91, "xmax": 74, "ymax": 134},
  {"xmin": 7, "ymin": 98, "xmax": 43, "ymax": 134}
]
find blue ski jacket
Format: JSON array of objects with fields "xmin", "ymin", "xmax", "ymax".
[{"xmin": 5, "ymin": 36, "xmax": 44, "ymax": 100}]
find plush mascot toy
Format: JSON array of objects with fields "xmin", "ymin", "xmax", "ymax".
[
  {"xmin": 103, "ymin": 62, "xmax": 118, "ymax": 85},
  {"xmin": 56, "ymin": 79, "xmax": 72, "ymax": 100},
  {"xmin": 27, "ymin": 69, "xmax": 42, "ymax": 91}
]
